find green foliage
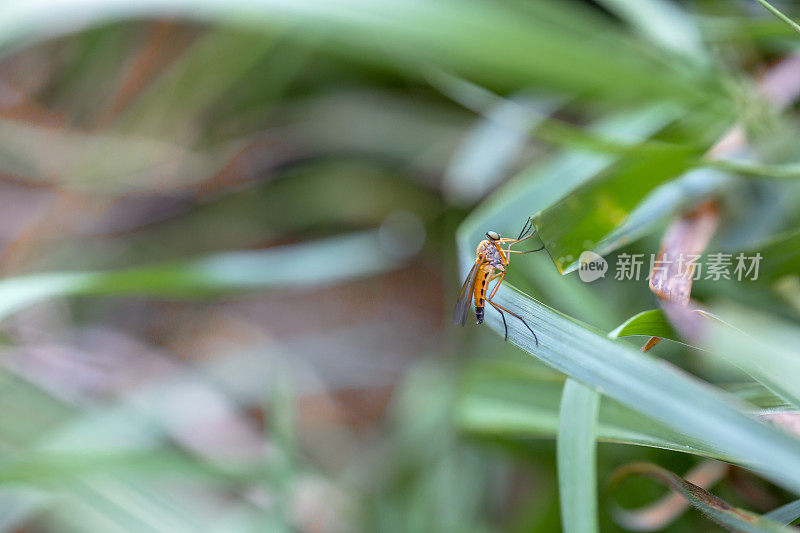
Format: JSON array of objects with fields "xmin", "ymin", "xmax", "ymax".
[{"xmin": 0, "ymin": 0, "xmax": 798, "ymax": 532}]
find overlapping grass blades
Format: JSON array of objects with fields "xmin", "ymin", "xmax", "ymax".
[
  {"xmin": 455, "ymin": 106, "xmax": 800, "ymax": 501},
  {"xmin": 0, "ymin": 0, "xmax": 724, "ymax": 107}
]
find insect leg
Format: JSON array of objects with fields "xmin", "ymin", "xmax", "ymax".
[
  {"xmin": 494, "ymin": 305, "xmax": 509, "ymax": 340},
  {"xmin": 498, "ymin": 238, "xmax": 542, "ymax": 268},
  {"xmin": 487, "ymin": 270, "xmax": 506, "ymax": 300},
  {"xmin": 507, "ymin": 230, "xmax": 538, "ymax": 247},
  {"xmin": 497, "ymin": 233, "xmax": 535, "ymax": 245},
  {"xmin": 487, "ymin": 299, "xmax": 539, "ymax": 347},
  {"xmin": 512, "ymin": 244, "xmax": 546, "ymax": 254},
  {"xmin": 481, "ymin": 269, "xmax": 509, "ymax": 340},
  {"xmin": 515, "ymin": 217, "xmax": 534, "ymax": 241}
]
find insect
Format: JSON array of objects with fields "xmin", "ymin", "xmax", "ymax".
[{"xmin": 453, "ymin": 217, "xmax": 544, "ymax": 345}]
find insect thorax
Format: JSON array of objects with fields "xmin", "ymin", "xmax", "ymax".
[{"xmin": 477, "ymin": 240, "xmax": 505, "ymax": 269}]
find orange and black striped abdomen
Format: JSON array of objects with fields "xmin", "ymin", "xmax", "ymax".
[{"xmin": 473, "ymin": 265, "xmax": 492, "ymax": 324}]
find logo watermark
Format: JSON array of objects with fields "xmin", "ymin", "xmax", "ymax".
[{"xmin": 578, "ymin": 251, "xmax": 608, "ymax": 282}]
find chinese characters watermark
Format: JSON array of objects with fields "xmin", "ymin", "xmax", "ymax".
[{"xmin": 608, "ymin": 252, "xmax": 762, "ymax": 282}]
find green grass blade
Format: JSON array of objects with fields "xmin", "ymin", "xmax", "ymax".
[
  {"xmin": 594, "ymin": 0, "xmax": 707, "ymax": 59},
  {"xmin": 461, "ymin": 271, "xmax": 800, "ymax": 494},
  {"xmin": 442, "ymin": 92, "xmax": 565, "ymax": 204},
  {"xmin": 0, "ymin": 231, "xmax": 398, "ymax": 319},
  {"xmin": 752, "ymin": 0, "xmax": 800, "ymax": 36},
  {"xmin": 765, "ymin": 499, "xmax": 800, "ymax": 525},
  {"xmin": 703, "ymin": 303, "xmax": 800, "ymax": 409},
  {"xmin": 0, "ymin": 0, "xmax": 725, "ymax": 105},
  {"xmin": 557, "ymin": 379, "xmax": 599, "ymax": 533},
  {"xmin": 708, "ymin": 158, "xmax": 800, "ymax": 179},
  {"xmin": 609, "ymin": 309, "xmax": 680, "ymax": 341},
  {"xmin": 458, "ymin": 106, "xmax": 800, "ymax": 493},
  {"xmin": 458, "ymin": 360, "xmax": 789, "ymax": 461},
  {"xmin": 748, "ymin": 229, "xmax": 800, "ymax": 282}
]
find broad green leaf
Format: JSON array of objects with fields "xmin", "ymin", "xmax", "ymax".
[
  {"xmin": 430, "ymin": 77, "xmax": 800, "ymax": 181},
  {"xmin": 0, "ymin": 231, "xmax": 398, "ymax": 319},
  {"xmin": 458, "ymin": 105, "xmax": 684, "ymax": 264},
  {"xmin": 431, "ymin": 80, "xmax": 800, "ymax": 181},
  {"xmin": 599, "ymin": 168, "xmax": 736, "ymax": 256},
  {"xmin": 535, "ymin": 144, "xmax": 699, "ymax": 274},
  {"xmin": 557, "ymin": 380, "xmax": 599, "ymax": 533},
  {"xmin": 610, "ymin": 462, "xmax": 796, "ymax": 532},
  {"xmin": 437, "ymin": 91, "xmax": 800, "ymax": 180},
  {"xmin": 528, "ymin": 140, "xmax": 800, "ymax": 275}
]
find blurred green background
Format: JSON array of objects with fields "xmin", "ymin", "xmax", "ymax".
[{"xmin": 0, "ymin": 0, "xmax": 798, "ymax": 532}]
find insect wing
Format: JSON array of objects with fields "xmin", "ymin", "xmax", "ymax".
[{"xmin": 453, "ymin": 259, "xmax": 480, "ymax": 326}]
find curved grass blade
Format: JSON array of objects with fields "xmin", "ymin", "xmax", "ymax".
[
  {"xmin": 557, "ymin": 379, "xmax": 600, "ymax": 533},
  {"xmin": 765, "ymin": 499, "xmax": 800, "ymax": 525},
  {"xmin": 609, "ymin": 462, "xmax": 796, "ymax": 532},
  {"xmin": 609, "ymin": 308, "xmax": 729, "ymax": 349},
  {"xmin": 752, "ymin": 0, "xmax": 800, "ymax": 36},
  {"xmin": 609, "ymin": 310, "xmax": 680, "ymax": 342},
  {"xmin": 458, "ymin": 360, "xmax": 791, "ymax": 461},
  {"xmin": 0, "ymin": 231, "xmax": 398, "ymax": 319},
  {"xmin": 611, "ymin": 460, "xmax": 728, "ymax": 531},
  {"xmin": 468, "ymin": 274, "xmax": 800, "ymax": 494},
  {"xmin": 0, "ymin": 0, "xmax": 723, "ymax": 106},
  {"xmin": 458, "ymin": 106, "xmax": 800, "ymax": 495},
  {"xmin": 702, "ymin": 303, "xmax": 800, "ymax": 410},
  {"xmin": 711, "ymin": 158, "xmax": 800, "ymax": 180}
]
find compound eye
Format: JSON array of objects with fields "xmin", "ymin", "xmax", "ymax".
[{"xmin": 486, "ymin": 231, "xmax": 500, "ymax": 240}]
